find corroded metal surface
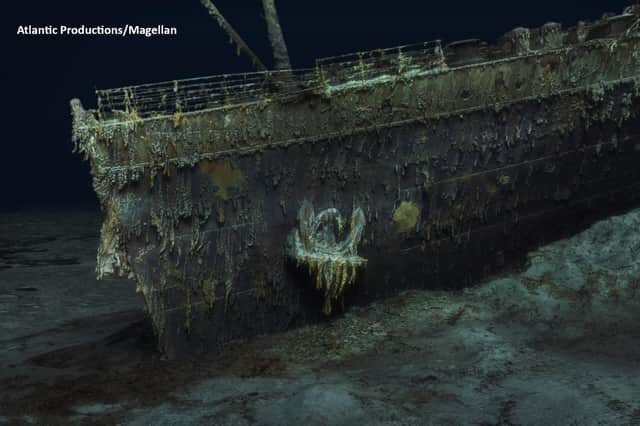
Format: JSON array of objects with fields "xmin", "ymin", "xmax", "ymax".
[{"xmin": 73, "ymin": 6, "xmax": 640, "ymax": 357}]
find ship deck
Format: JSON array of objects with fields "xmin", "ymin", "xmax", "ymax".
[{"xmin": 91, "ymin": 9, "xmax": 639, "ymax": 122}]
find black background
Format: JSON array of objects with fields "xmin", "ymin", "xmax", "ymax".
[{"xmin": 4, "ymin": 0, "xmax": 631, "ymax": 208}]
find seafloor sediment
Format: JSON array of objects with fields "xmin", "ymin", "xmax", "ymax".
[{"xmin": 0, "ymin": 208, "xmax": 638, "ymax": 425}]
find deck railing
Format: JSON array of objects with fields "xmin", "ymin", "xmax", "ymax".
[{"xmin": 95, "ymin": 40, "xmax": 446, "ymax": 118}]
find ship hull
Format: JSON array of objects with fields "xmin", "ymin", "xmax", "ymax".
[
  {"xmin": 110, "ymin": 77, "xmax": 640, "ymax": 357},
  {"xmin": 72, "ymin": 11, "xmax": 640, "ymax": 357}
]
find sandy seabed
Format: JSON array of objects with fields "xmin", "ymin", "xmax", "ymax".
[{"xmin": 0, "ymin": 208, "xmax": 638, "ymax": 425}]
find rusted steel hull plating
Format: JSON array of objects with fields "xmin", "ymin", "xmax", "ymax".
[{"xmin": 73, "ymin": 7, "xmax": 640, "ymax": 357}]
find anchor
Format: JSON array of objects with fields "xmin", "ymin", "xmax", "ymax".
[{"xmin": 287, "ymin": 201, "xmax": 367, "ymax": 314}]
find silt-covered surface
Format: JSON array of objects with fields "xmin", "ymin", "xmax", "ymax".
[{"xmin": 0, "ymin": 208, "xmax": 638, "ymax": 424}]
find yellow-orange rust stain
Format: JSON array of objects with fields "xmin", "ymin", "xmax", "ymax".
[
  {"xmin": 199, "ymin": 159, "xmax": 245, "ymax": 200},
  {"xmin": 172, "ymin": 111, "xmax": 188, "ymax": 128},
  {"xmin": 393, "ymin": 201, "xmax": 420, "ymax": 233}
]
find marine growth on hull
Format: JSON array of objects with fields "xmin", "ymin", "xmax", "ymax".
[{"xmin": 69, "ymin": 4, "xmax": 640, "ymax": 357}]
